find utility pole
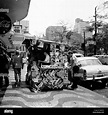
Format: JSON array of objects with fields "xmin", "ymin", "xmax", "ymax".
[
  {"xmin": 83, "ymin": 31, "xmax": 86, "ymax": 56},
  {"xmin": 94, "ymin": 6, "xmax": 97, "ymax": 55}
]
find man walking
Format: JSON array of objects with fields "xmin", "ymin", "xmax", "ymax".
[
  {"xmin": 67, "ymin": 51, "xmax": 78, "ymax": 90},
  {"xmin": 12, "ymin": 51, "xmax": 23, "ymax": 87}
]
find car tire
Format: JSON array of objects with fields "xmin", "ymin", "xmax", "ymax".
[
  {"xmin": 83, "ymin": 81, "xmax": 94, "ymax": 90},
  {"xmin": 101, "ymin": 80, "xmax": 108, "ymax": 88},
  {"xmin": 90, "ymin": 82, "xmax": 95, "ymax": 90}
]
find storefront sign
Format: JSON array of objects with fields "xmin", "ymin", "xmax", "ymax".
[
  {"xmin": 0, "ymin": 13, "xmax": 12, "ymax": 34},
  {"xmin": 87, "ymin": 40, "xmax": 95, "ymax": 45}
]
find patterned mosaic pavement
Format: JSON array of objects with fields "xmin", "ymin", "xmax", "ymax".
[
  {"xmin": 0, "ymin": 64, "xmax": 108, "ymax": 108},
  {"xmin": 1, "ymin": 84, "xmax": 108, "ymax": 108}
]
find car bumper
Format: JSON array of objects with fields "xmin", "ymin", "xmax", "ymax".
[
  {"xmin": 74, "ymin": 73, "xmax": 108, "ymax": 81},
  {"xmin": 86, "ymin": 76, "xmax": 108, "ymax": 80}
]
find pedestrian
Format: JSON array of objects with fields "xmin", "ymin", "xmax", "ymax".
[
  {"xmin": 67, "ymin": 51, "xmax": 78, "ymax": 90},
  {"xmin": 44, "ymin": 52, "xmax": 50, "ymax": 63},
  {"xmin": 0, "ymin": 48, "xmax": 10, "ymax": 88},
  {"xmin": 22, "ymin": 54, "xmax": 27, "ymax": 69},
  {"xmin": 12, "ymin": 51, "xmax": 23, "ymax": 87}
]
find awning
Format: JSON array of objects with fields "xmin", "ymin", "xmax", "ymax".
[
  {"xmin": 24, "ymin": 33, "xmax": 34, "ymax": 39},
  {"xmin": 11, "ymin": 33, "xmax": 24, "ymax": 41},
  {"xmin": 38, "ymin": 38, "xmax": 68, "ymax": 45},
  {"xmin": 0, "ymin": 0, "xmax": 31, "ymax": 24}
]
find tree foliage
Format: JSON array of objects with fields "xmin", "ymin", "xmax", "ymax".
[
  {"xmin": 96, "ymin": 23, "xmax": 108, "ymax": 54},
  {"xmin": 66, "ymin": 31, "xmax": 83, "ymax": 50},
  {"xmin": 84, "ymin": 20, "xmax": 108, "ymax": 55}
]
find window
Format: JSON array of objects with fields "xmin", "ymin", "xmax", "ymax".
[
  {"xmin": 13, "ymin": 25, "xmax": 22, "ymax": 33},
  {"xmin": 78, "ymin": 59, "xmax": 102, "ymax": 66}
]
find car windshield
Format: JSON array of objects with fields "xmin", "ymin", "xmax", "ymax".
[
  {"xmin": 78, "ymin": 59, "xmax": 102, "ymax": 67},
  {"xmin": 76, "ymin": 55, "xmax": 83, "ymax": 57}
]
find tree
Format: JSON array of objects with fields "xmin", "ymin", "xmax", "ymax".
[
  {"xmin": 97, "ymin": 23, "xmax": 108, "ymax": 54},
  {"xmin": 86, "ymin": 1, "xmax": 108, "ymax": 54},
  {"xmin": 53, "ymin": 26, "xmax": 67, "ymax": 43},
  {"xmin": 66, "ymin": 31, "xmax": 83, "ymax": 51},
  {"xmin": 84, "ymin": 21, "xmax": 106, "ymax": 55},
  {"xmin": 89, "ymin": 22, "xmax": 108, "ymax": 54},
  {"xmin": 46, "ymin": 26, "xmax": 67, "ymax": 43}
]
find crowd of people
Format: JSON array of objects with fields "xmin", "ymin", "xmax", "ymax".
[
  {"xmin": 0, "ymin": 46, "xmax": 24, "ymax": 89},
  {"xmin": 0, "ymin": 41, "xmax": 79, "ymax": 92}
]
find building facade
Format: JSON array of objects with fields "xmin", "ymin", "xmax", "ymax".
[
  {"xmin": 73, "ymin": 18, "xmax": 92, "ymax": 39},
  {"xmin": 13, "ymin": 20, "xmax": 29, "ymax": 33},
  {"xmin": 11, "ymin": 20, "xmax": 30, "ymax": 51}
]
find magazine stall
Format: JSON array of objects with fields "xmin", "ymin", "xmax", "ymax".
[{"xmin": 26, "ymin": 39, "xmax": 70, "ymax": 92}]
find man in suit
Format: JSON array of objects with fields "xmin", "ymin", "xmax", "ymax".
[{"xmin": 12, "ymin": 51, "xmax": 23, "ymax": 87}]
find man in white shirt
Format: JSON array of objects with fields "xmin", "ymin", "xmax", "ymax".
[{"xmin": 44, "ymin": 52, "xmax": 50, "ymax": 63}]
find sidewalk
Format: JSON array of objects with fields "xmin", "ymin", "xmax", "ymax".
[{"xmin": 6, "ymin": 64, "xmax": 108, "ymax": 108}]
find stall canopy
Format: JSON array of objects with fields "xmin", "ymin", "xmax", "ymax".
[
  {"xmin": 0, "ymin": 0, "xmax": 31, "ymax": 24},
  {"xmin": 22, "ymin": 33, "xmax": 34, "ymax": 49},
  {"xmin": 23, "ymin": 33, "xmax": 34, "ymax": 39}
]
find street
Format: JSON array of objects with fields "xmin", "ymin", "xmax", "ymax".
[{"xmin": 1, "ymin": 64, "xmax": 108, "ymax": 108}]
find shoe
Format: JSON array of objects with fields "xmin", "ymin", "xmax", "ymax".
[
  {"xmin": 68, "ymin": 84, "xmax": 73, "ymax": 89},
  {"xmin": 30, "ymin": 88, "xmax": 38, "ymax": 93},
  {"xmin": 71, "ymin": 86, "xmax": 78, "ymax": 90},
  {"xmin": 18, "ymin": 82, "xmax": 21, "ymax": 87},
  {"xmin": 14, "ymin": 83, "xmax": 18, "ymax": 87}
]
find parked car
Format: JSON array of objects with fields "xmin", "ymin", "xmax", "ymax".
[
  {"xmin": 73, "ymin": 56, "xmax": 108, "ymax": 88},
  {"xmin": 93, "ymin": 55, "xmax": 108, "ymax": 65},
  {"xmin": 73, "ymin": 53, "xmax": 84, "ymax": 58},
  {"xmin": 72, "ymin": 53, "xmax": 84, "ymax": 61}
]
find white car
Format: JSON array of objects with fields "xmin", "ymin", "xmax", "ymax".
[
  {"xmin": 73, "ymin": 53, "xmax": 84, "ymax": 58},
  {"xmin": 93, "ymin": 55, "xmax": 108, "ymax": 65},
  {"xmin": 74, "ymin": 56, "xmax": 108, "ymax": 87},
  {"xmin": 72, "ymin": 53, "xmax": 84, "ymax": 60}
]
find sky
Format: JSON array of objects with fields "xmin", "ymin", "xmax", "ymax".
[{"xmin": 25, "ymin": 0, "xmax": 107, "ymax": 35}]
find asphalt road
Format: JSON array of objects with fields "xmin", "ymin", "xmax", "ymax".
[
  {"xmin": 93, "ymin": 83, "xmax": 108, "ymax": 98},
  {"xmin": 79, "ymin": 80, "xmax": 108, "ymax": 98}
]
